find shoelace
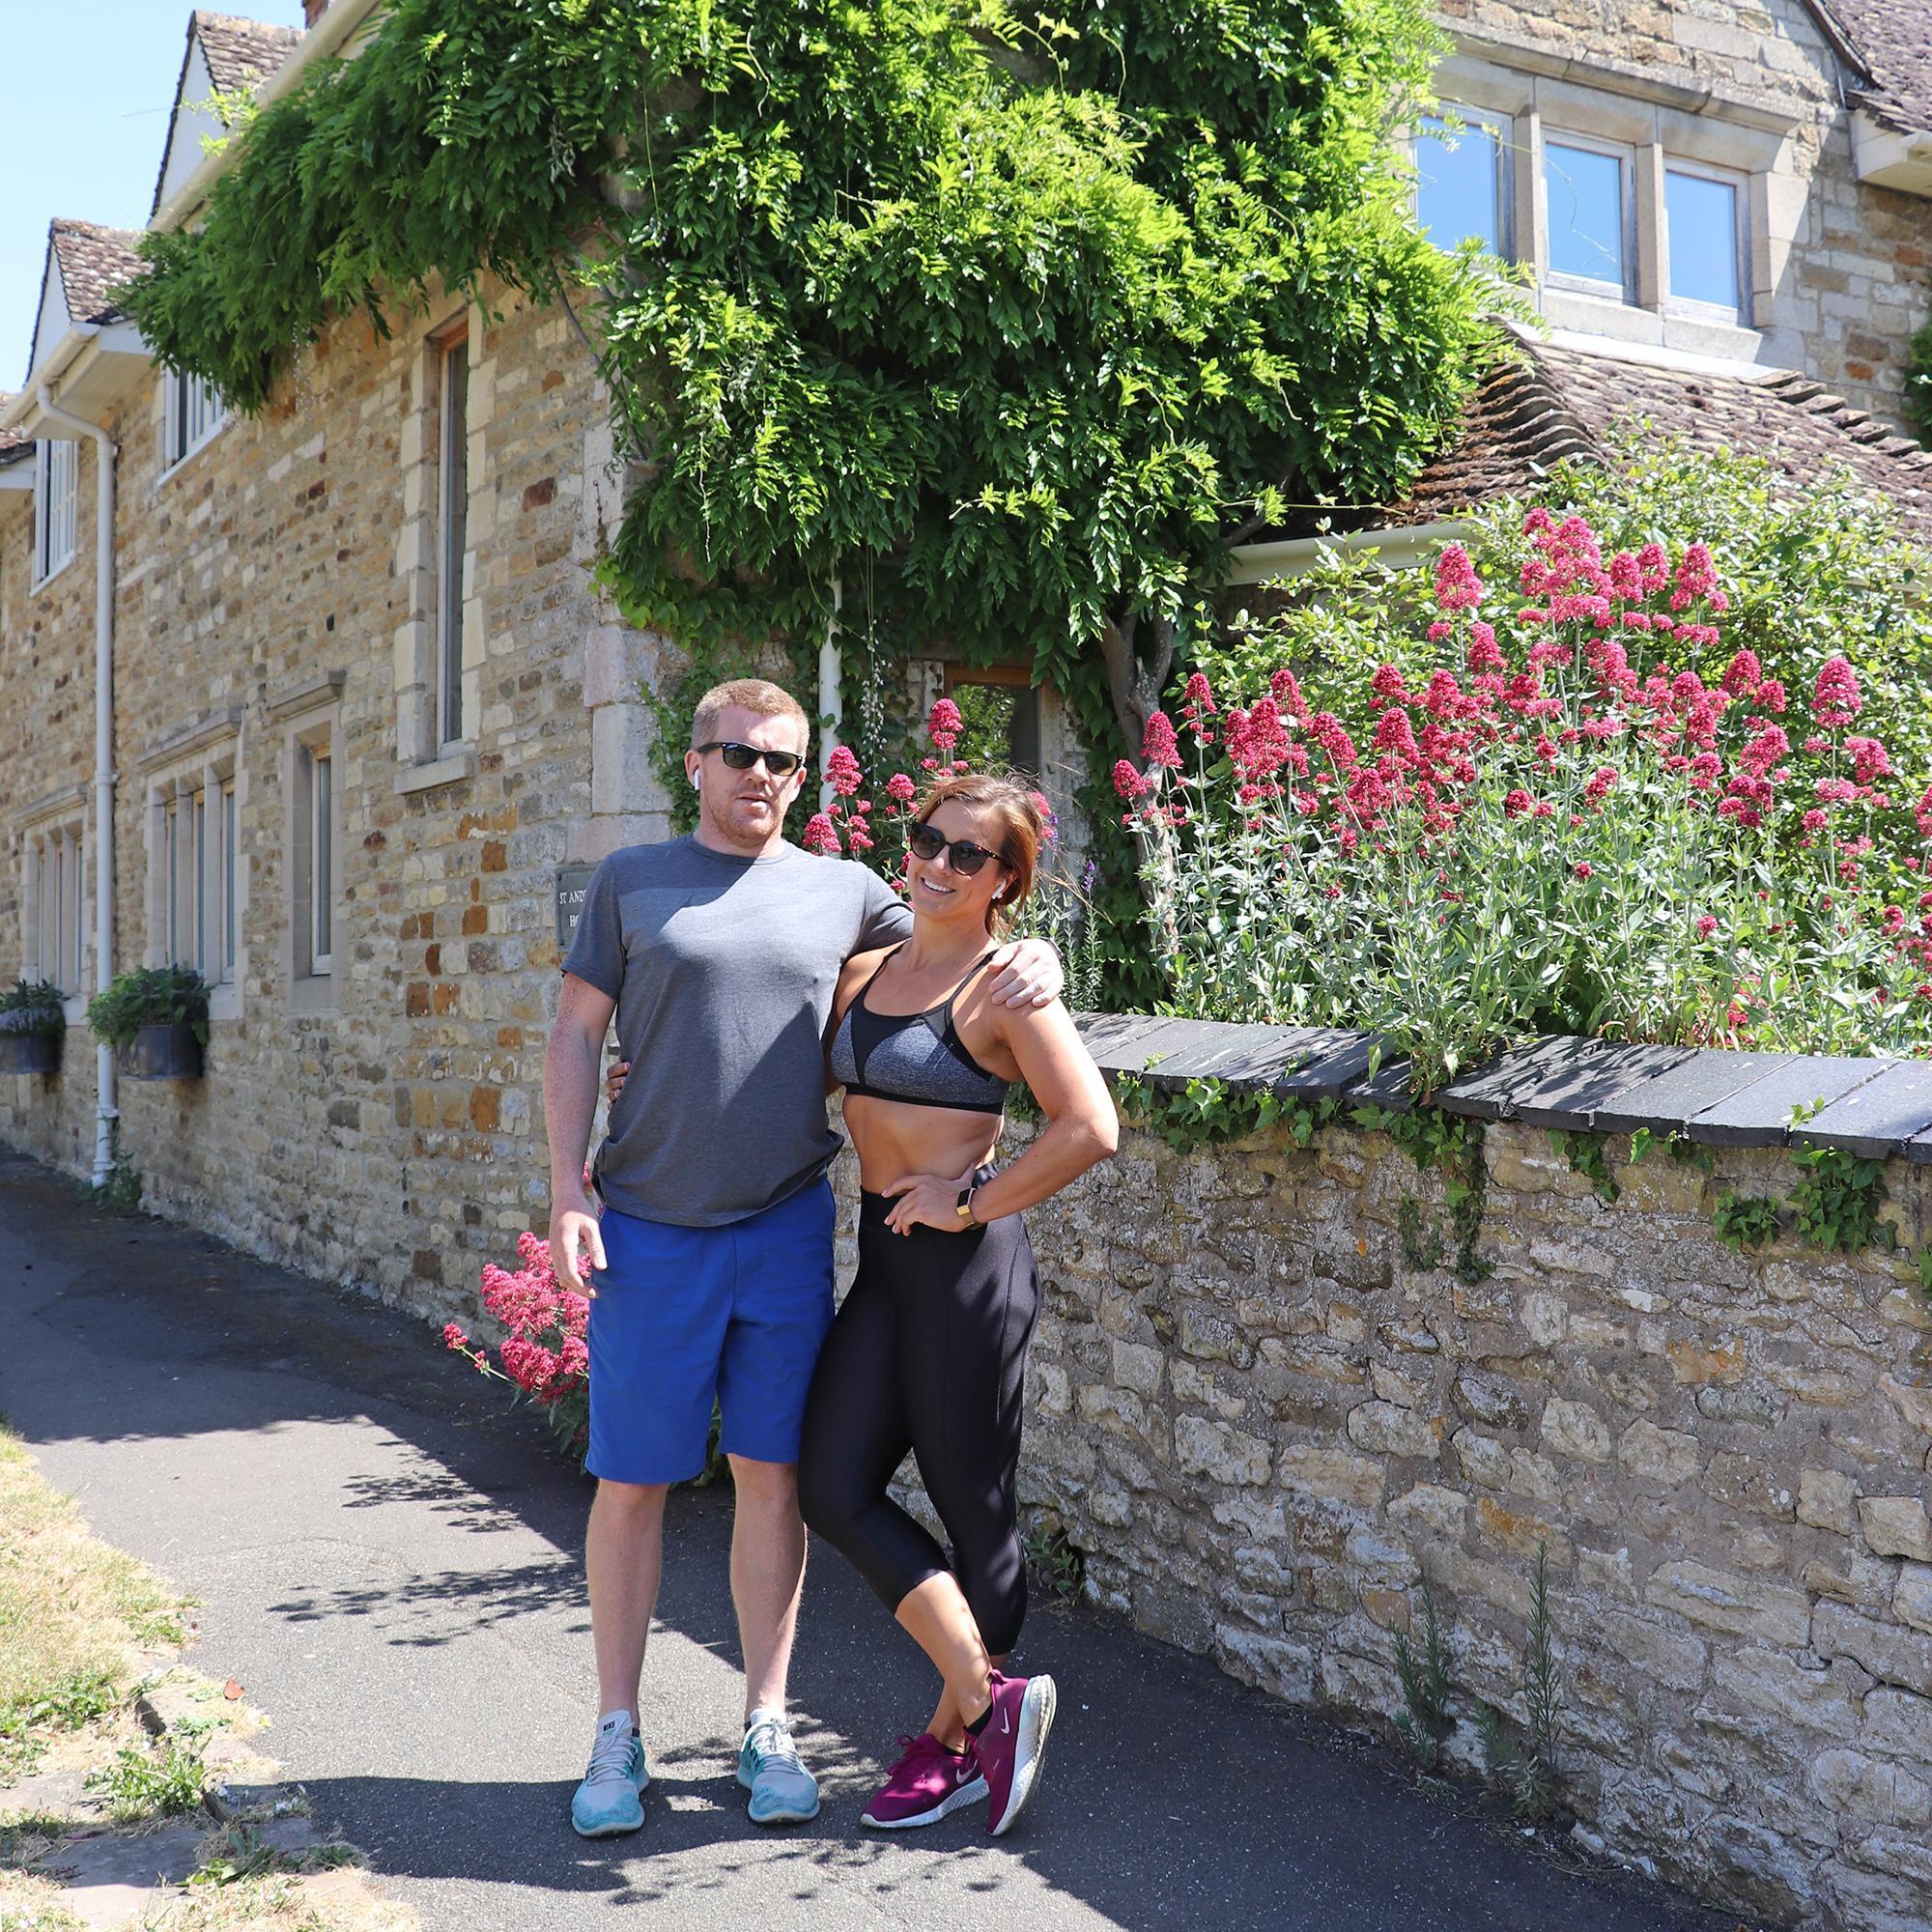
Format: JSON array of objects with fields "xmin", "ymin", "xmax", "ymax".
[
  {"xmin": 746, "ymin": 1718, "xmax": 804, "ymax": 1773},
  {"xmin": 585, "ymin": 1722, "xmax": 637, "ymax": 1785}
]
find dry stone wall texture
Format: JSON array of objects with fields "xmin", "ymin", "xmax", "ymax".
[
  {"xmin": 0, "ymin": 280, "xmax": 666, "ymax": 1312},
  {"xmin": 846, "ymin": 1115, "xmax": 1932, "ymax": 1931}
]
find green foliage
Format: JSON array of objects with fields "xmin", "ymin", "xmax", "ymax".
[
  {"xmin": 1476, "ymin": 1542, "xmax": 1560, "ymax": 1824},
  {"xmin": 125, "ymin": 0, "xmax": 1496, "ymax": 824},
  {"xmin": 0, "ymin": 980, "xmax": 66, "ymax": 1039},
  {"xmin": 1114, "ymin": 1072, "xmax": 1334, "ymax": 1151},
  {"xmin": 1710, "ymin": 1191, "xmax": 1780, "ymax": 1253},
  {"xmin": 1552, "ymin": 1129, "xmax": 1618, "ymax": 1206},
  {"xmin": 1353, "ymin": 1104, "xmax": 1489, "ymax": 1282},
  {"xmin": 85, "ymin": 1735, "xmax": 207, "ymax": 1821},
  {"xmin": 1021, "ymin": 1512, "xmax": 1086, "ymax": 1603},
  {"xmin": 78, "ymin": 1123, "xmax": 144, "ymax": 1217},
  {"xmin": 1390, "ymin": 1580, "xmax": 1451, "ymax": 1774},
  {"xmin": 1395, "ymin": 1195, "xmax": 1445, "ymax": 1271},
  {"xmin": 1786, "ymin": 1145, "xmax": 1894, "ymax": 1255},
  {"xmin": 86, "ymin": 965, "xmax": 210, "ymax": 1051},
  {"xmin": 1907, "ymin": 314, "xmax": 1932, "ymax": 452}
]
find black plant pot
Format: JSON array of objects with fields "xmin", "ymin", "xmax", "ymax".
[
  {"xmin": 0, "ymin": 1032, "xmax": 60, "ymax": 1075},
  {"xmin": 120, "ymin": 1023, "xmax": 204, "ymax": 1081}
]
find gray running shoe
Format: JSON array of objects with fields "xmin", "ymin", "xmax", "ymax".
[
  {"xmin": 571, "ymin": 1711, "xmax": 649, "ymax": 1837},
  {"xmin": 737, "ymin": 1709, "xmax": 820, "ymax": 1824}
]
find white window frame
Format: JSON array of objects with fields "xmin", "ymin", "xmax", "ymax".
[
  {"xmin": 141, "ymin": 725, "xmax": 244, "ymax": 1022},
  {"xmin": 16, "ymin": 793, "xmax": 90, "ymax": 1013},
  {"xmin": 1414, "ymin": 104, "xmax": 1515, "ymax": 263},
  {"xmin": 437, "ymin": 330, "xmax": 469, "ymax": 751},
  {"xmin": 1541, "ymin": 130, "xmax": 1638, "ymax": 304},
  {"xmin": 291, "ymin": 722, "xmax": 337, "ymax": 991},
  {"xmin": 32, "ymin": 439, "xmax": 77, "ymax": 587},
  {"xmin": 161, "ymin": 368, "xmax": 227, "ymax": 475},
  {"xmin": 1662, "ymin": 157, "xmax": 1750, "ymax": 325}
]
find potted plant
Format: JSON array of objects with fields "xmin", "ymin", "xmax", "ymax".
[
  {"xmin": 0, "ymin": 979, "xmax": 66, "ymax": 1075},
  {"xmin": 88, "ymin": 964, "xmax": 211, "ymax": 1080}
]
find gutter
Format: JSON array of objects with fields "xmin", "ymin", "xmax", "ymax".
[
  {"xmin": 150, "ymin": 0, "xmax": 385, "ymax": 235},
  {"xmin": 1227, "ymin": 518, "xmax": 1473, "ymax": 586},
  {"xmin": 37, "ymin": 384, "xmax": 120, "ymax": 1187}
]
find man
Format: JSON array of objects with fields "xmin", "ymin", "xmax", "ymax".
[{"xmin": 545, "ymin": 677, "xmax": 1061, "ymax": 1836}]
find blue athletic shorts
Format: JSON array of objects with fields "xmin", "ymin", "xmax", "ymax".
[{"xmin": 585, "ymin": 1179, "xmax": 837, "ymax": 1485}]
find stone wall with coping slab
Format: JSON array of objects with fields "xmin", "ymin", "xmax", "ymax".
[{"xmin": 835, "ymin": 1022, "xmax": 1932, "ymax": 1931}]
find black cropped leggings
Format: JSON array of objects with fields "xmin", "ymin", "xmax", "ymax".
[{"xmin": 798, "ymin": 1177, "xmax": 1040, "ymax": 1658}]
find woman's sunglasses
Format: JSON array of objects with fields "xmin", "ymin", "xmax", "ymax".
[
  {"xmin": 696, "ymin": 740, "xmax": 807, "ymax": 777},
  {"xmin": 907, "ymin": 821, "xmax": 1003, "ymax": 876}
]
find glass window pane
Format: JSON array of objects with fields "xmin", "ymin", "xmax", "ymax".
[
  {"xmin": 1545, "ymin": 141, "xmax": 1626, "ymax": 288},
  {"xmin": 222, "ymin": 781, "xmax": 237, "ymax": 983},
  {"xmin": 1666, "ymin": 170, "xmax": 1742, "ymax": 311},
  {"xmin": 440, "ymin": 340, "xmax": 469, "ymax": 746},
  {"xmin": 167, "ymin": 802, "xmax": 180, "ymax": 961},
  {"xmin": 313, "ymin": 753, "xmax": 332, "ymax": 965},
  {"xmin": 1416, "ymin": 115, "xmax": 1501, "ymax": 256},
  {"xmin": 194, "ymin": 793, "xmax": 207, "ymax": 972}
]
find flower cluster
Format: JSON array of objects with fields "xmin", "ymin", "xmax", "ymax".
[
  {"xmin": 1140, "ymin": 509, "xmax": 1932, "ymax": 1082},
  {"xmin": 445, "ymin": 1229, "xmax": 591, "ymax": 1457}
]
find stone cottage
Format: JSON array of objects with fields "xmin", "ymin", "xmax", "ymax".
[{"xmin": 1, "ymin": 0, "xmax": 1929, "ymax": 1306}]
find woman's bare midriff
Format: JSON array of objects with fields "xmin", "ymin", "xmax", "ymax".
[{"xmin": 842, "ymin": 1092, "xmax": 1002, "ymax": 1196}]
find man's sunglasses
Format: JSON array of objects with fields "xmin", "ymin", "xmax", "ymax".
[
  {"xmin": 696, "ymin": 740, "xmax": 807, "ymax": 778},
  {"xmin": 907, "ymin": 821, "xmax": 1004, "ymax": 876}
]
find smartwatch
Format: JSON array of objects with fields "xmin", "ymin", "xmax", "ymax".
[{"xmin": 955, "ymin": 1184, "xmax": 977, "ymax": 1226}]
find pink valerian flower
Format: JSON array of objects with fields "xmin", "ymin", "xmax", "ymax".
[
  {"xmin": 1574, "ymin": 862, "xmax": 1594, "ymax": 880},
  {"xmin": 1720, "ymin": 649, "xmax": 1763, "ymax": 700},
  {"xmin": 1141, "ymin": 710, "xmax": 1182, "ymax": 771},
  {"xmin": 1813, "ymin": 656, "xmax": 1861, "ymax": 728},
  {"xmin": 825, "ymin": 745, "xmax": 864, "ymax": 796},
  {"xmin": 1306, "ymin": 712, "xmax": 1359, "ymax": 771},
  {"xmin": 1670, "ymin": 542, "xmax": 1719, "ymax": 611},
  {"xmin": 1373, "ymin": 708, "xmax": 1419, "ymax": 763},
  {"xmin": 1846, "ymin": 736, "xmax": 1892, "ymax": 784},
  {"xmin": 1916, "ymin": 784, "xmax": 1932, "ymax": 840},
  {"xmin": 1814, "ymin": 777, "xmax": 1858, "ymax": 806},
  {"xmin": 885, "ymin": 772, "xmax": 917, "ymax": 807},
  {"xmin": 1434, "ymin": 543, "xmax": 1484, "ymax": 612},
  {"xmin": 443, "ymin": 1322, "xmax": 469, "ymax": 1350},
  {"xmin": 1503, "ymin": 787, "xmax": 1532, "ymax": 818},
  {"xmin": 1369, "ymin": 663, "xmax": 1410, "ymax": 709},
  {"xmin": 1466, "ymin": 622, "xmax": 1503, "ymax": 673},
  {"xmin": 1269, "ymin": 668, "xmax": 1307, "ymax": 720},
  {"xmin": 845, "ymin": 820, "xmax": 875, "ymax": 852},
  {"xmin": 1182, "ymin": 671, "xmax": 1217, "ymax": 716},
  {"xmin": 1695, "ymin": 915, "xmax": 1719, "ymax": 938},
  {"xmin": 1230, "ymin": 697, "xmax": 1293, "ymax": 780},
  {"xmin": 1636, "ymin": 542, "xmax": 1669, "ymax": 592},
  {"xmin": 802, "ymin": 812, "xmax": 842, "ymax": 855},
  {"xmin": 1113, "ymin": 759, "xmax": 1151, "ymax": 803},
  {"xmin": 1584, "ymin": 765, "xmax": 1620, "ymax": 805},
  {"xmin": 1027, "ymin": 790, "xmax": 1058, "ymax": 844},
  {"xmin": 1802, "ymin": 809, "xmax": 1830, "ymax": 837},
  {"xmin": 927, "ymin": 696, "xmax": 963, "ymax": 753}
]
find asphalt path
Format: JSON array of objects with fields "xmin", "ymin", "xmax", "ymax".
[{"xmin": 0, "ymin": 1148, "xmax": 1753, "ymax": 1932}]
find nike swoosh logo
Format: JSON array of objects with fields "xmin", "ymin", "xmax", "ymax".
[{"xmin": 1000, "ymin": 1706, "xmax": 1012, "ymax": 1736}]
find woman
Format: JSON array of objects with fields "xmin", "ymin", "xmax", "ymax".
[{"xmin": 797, "ymin": 772, "xmax": 1118, "ymax": 1838}]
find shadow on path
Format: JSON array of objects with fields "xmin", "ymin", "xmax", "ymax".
[{"xmin": 0, "ymin": 1149, "xmax": 1755, "ymax": 1932}]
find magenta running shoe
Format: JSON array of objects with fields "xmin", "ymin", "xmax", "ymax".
[
  {"xmin": 860, "ymin": 1732, "xmax": 988, "ymax": 1830},
  {"xmin": 971, "ymin": 1671, "xmax": 1058, "ymax": 1836}
]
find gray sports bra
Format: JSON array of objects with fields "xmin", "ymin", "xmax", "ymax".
[{"xmin": 829, "ymin": 946, "xmax": 1011, "ymax": 1115}]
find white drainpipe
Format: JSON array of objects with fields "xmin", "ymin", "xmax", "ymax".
[
  {"xmin": 37, "ymin": 385, "xmax": 119, "ymax": 1185},
  {"xmin": 817, "ymin": 575, "xmax": 843, "ymax": 809}
]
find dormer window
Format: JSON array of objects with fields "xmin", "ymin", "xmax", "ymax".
[
  {"xmin": 1414, "ymin": 109, "xmax": 1511, "ymax": 258},
  {"xmin": 1664, "ymin": 164, "xmax": 1747, "ymax": 320},
  {"xmin": 1543, "ymin": 137, "xmax": 1634, "ymax": 300}
]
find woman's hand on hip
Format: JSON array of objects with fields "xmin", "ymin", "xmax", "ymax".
[{"xmin": 882, "ymin": 1173, "xmax": 974, "ymax": 1236}]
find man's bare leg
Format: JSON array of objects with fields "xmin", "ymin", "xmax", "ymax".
[
  {"xmin": 586, "ymin": 1478, "xmax": 669, "ymax": 1720},
  {"xmin": 727, "ymin": 1455, "xmax": 807, "ymax": 1719}
]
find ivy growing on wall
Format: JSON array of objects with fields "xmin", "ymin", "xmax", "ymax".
[{"xmin": 121, "ymin": 0, "xmax": 1500, "ymax": 1001}]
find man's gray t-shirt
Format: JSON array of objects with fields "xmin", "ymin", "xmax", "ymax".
[{"xmin": 561, "ymin": 836, "xmax": 913, "ymax": 1226}]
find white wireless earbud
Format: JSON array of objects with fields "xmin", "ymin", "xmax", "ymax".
[{"xmin": 691, "ymin": 770, "xmax": 701, "ymax": 790}]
